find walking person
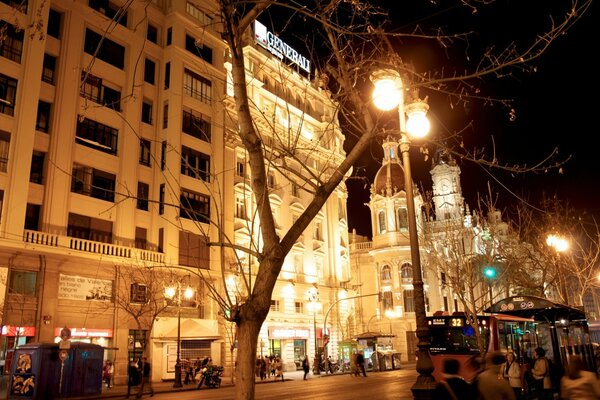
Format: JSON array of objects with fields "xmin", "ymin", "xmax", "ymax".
[
  {"xmin": 501, "ymin": 350, "xmax": 523, "ymax": 399},
  {"xmin": 127, "ymin": 360, "xmax": 141, "ymax": 398},
  {"xmin": 476, "ymin": 351, "xmax": 516, "ymax": 400},
  {"xmin": 136, "ymin": 357, "xmax": 154, "ymax": 398},
  {"xmin": 302, "ymin": 355, "xmax": 310, "ymax": 380},
  {"xmin": 274, "ymin": 357, "xmax": 284, "ymax": 381},
  {"xmin": 433, "ymin": 358, "xmax": 476, "ymax": 400},
  {"xmin": 356, "ymin": 351, "xmax": 367, "ymax": 377},
  {"xmin": 351, "ymin": 352, "xmax": 358, "ymax": 376},
  {"xmin": 531, "ymin": 347, "xmax": 553, "ymax": 400},
  {"xmin": 560, "ymin": 355, "xmax": 600, "ymax": 399},
  {"xmin": 103, "ymin": 360, "xmax": 113, "ymax": 388}
]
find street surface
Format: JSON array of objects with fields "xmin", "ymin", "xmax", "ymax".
[{"xmin": 137, "ymin": 370, "xmax": 417, "ymax": 400}]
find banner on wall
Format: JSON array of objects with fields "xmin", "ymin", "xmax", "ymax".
[{"xmin": 58, "ymin": 274, "xmax": 113, "ymax": 301}]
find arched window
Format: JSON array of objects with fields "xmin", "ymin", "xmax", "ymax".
[
  {"xmin": 381, "ymin": 265, "xmax": 392, "ymax": 281},
  {"xmin": 378, "ymin": 211, "xmax": 386, "ymax": 233},
  {"xmin": 400, "ymin": 263, "xmax": 412, "ymax": 283},
  {"xmin": 397, "ymin": 207, "xmax": 408, "ymax": 231}
]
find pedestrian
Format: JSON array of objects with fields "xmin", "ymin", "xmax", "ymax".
[
  {"xmin": 476, "ymin": 351, "xmax": 516, "ymax": 400},
  {"xmin": 136, "ymin": 356, "xmax": 154, "ymax": 398},
  {"xmin": 356, "ymin": 351, "xmax": 367, "ymax": 377},
  {"xmin": 531, "ymin": 347, "xmax": 553, "ymax": 400},
  {"xmin": 351, "ymin": 351, "xmax": 359, "ymax": 376},
  {"xmin": 302, "ymin": 355, "xmax": 310, "ymax": 380},
  {"xmin": 433, "ymin": 358, "xmax": 476, "ymax": 400},
  {"xmin": 274, "ymin": 357, "xmax": 284, "ymax": 381},
  {"xmin": 103, "ymin": 360, "xmax": 113, "ymax": 388},
  {"xmin": 127, "ymin": 360, "xmax": 141, "ymax": 398},
  {"xmin": 501, "ymin": 350, "xmax": 523, "ymax": 399},
  {"xmin": 183, "ymin": 358, "xmax": 193, "ymax": 384},
  {"xmin": 560, "ymin": 355, "xmax": 600, "ymax": 399}
]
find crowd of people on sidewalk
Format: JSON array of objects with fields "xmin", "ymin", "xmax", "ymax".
[
  {"xmin": 255, "ymin": 355, "xmax": 285, "ymax": 381},
  {"xmin": 433, "ymin": 346, "xmax": 600, "ymax": 400},
  {"xmin": 126, "ymin": 356, "xmax": 154, "ymax": 399}
]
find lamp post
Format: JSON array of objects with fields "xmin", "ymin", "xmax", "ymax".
[
  {"xmin": 372, "ymin": 70, "xmax": 435, "ymax": 399},
  {"xmin": 307, "ymin": 288, "xmax": 321, "ymax": 375},
  {"xmin": 546, "ymin": 234, "xmax": 569, "ymax": 303},
  {"xmin": 165, "ymin": 280, "xmax": 194, "ymax": 388}
]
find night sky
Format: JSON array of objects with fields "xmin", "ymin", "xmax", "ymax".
[{"xmin": 345, "ymin": 1, "xmax": 598, "ymax": 238}]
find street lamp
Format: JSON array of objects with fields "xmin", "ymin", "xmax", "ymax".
[
  {"xmin": 546, "ymin": 234, "xmax": 569, "ymax": 303},
  {"xmin": 372, "ymin": 70, "xmax": 435, "ymax": 399},
  {"xmin": 307, "ymin": 288, "xmax": 321, "ymax": 375},
  {"xmin": 164, "ymin": 280, "xmax": 194, "ymax": 388}
]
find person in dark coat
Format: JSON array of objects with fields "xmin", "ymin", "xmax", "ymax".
[
  {"xmin": 126, "ymin": 360, "xmax": 141, "ymax": 398},
  {"xmin": 302, "ymin": 356, "xmax": 310, "ymax": 380},
  {"xmin": 434, "ymin": 358, "xmax": 476, "ymax": 400},
  {"xmin": 136, "ymin": 357, "xmax": 154, "ymax": 398}
]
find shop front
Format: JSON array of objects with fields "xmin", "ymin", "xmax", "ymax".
[
  {"xmin": 268, "ymin": 326, "xmax": 310, "ymax": 371},
  {"xmin": 354, "ymin": 332, "xmax": 400, "ymax": 371}
]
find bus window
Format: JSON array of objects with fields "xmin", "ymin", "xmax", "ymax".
[{"xmin": 429, "ymin": 317, "xmax": 489, "ymax": 354}]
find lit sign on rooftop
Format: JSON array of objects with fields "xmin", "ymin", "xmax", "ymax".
[{"xmin": 255, "ymin": 20, "xmax": 311, "ymax": 73}]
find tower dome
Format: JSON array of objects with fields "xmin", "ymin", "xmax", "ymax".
[{"xmin": 372, "ymin": 135, "xmax": 405, "ymax": 197}]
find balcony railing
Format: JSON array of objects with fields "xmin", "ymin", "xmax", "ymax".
[{"xmin": 22, "ymin": 230, "xmax": 164, "ymax": 263}]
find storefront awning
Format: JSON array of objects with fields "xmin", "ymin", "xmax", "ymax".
[{"xmin": 152, "ymin": 317, "xmax": 220, "ymax": 340}]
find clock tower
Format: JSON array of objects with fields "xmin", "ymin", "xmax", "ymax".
[{"xmin": 430, "ymin": 149, "xmax": 464, "ymax": 221}]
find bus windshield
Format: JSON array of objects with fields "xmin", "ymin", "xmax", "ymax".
[{"xmin": 428, "ymin": 315, "xmax": 489, "ymax": 354}]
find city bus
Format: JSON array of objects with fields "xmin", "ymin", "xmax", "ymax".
[{"xmin": 427, "ymin": 295, "xmax": 596, "ymax": 383}]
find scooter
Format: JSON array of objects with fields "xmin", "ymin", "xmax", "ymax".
[{"xmin": 197, "ymin": 366, "xmax": 224, "ymax": 389}]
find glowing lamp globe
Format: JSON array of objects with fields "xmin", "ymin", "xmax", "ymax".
[
  {"xmin": 371, "ymin": 70, "xmax": 402, "ymax": 111},
  {"xmin": 405, "ymin": 101, "xmax": 430, "ymax": 138}
]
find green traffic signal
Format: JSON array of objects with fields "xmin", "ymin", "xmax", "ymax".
[{"xmin": 483, "ymin": 266, "xmax": 497, "ymax": 279}]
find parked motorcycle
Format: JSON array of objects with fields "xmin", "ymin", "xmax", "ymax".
[{"xmin": 197, "ymin": 365, "xmax": 224, "ymax": 389}]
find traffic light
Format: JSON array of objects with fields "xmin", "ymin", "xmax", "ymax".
[{"xmin": 483, "ymin": 266, "xmax": 497, "ymax": 279}]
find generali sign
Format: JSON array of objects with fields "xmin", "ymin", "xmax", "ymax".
[{"xmin": 255, "ymin": 20, "xmax": 311, "ymax": 73}]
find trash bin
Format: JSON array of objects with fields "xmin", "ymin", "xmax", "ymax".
[{"xmin": 8, "ymin": 342, "xmax": 103, "ymax": 399}]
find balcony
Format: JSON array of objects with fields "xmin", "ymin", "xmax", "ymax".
[{"xmin": 22, "ymin": 230, "xmax": 164, "ymax": 264}]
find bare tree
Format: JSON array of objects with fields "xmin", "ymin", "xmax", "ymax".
[{"xmin": 215, "ymin": 1, "xmax": 592, "ymax": 398}]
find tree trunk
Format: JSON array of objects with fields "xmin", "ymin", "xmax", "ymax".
[{"xmin": 234, "ymin": 315, "xmax": 262, "ymax": 400}]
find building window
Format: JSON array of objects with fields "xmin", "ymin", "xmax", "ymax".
[
  {"xmin": 76, "ymin": 117, "xmax": 118, "ymax": 155},
  {"xmin": 183, "ymin": 69, "xmax": 212, "ymax": 104},
  {"xmin": 137, "ymin": 182, "xmax": 149, "ymax": 211},
  {"xmin": 130, "ymin": 283, "xmax": 148, "ymax": 304},
  {"xmin": 313, "ymin": 221, "xmax": 322, "ymax": 240},
  {"xmin": 36, "ymin": 101, "xmax": 51, "ymax": 133},
  {"xmin": 180, "ymin": 189, "xmax": 210, "ymax": 223},
  {"xmin": 182, "ymin": 108, "xmax": 211, "ymax": 142},
  {"xmin": 30, "ymin": 151, "xmax": 45, "ymax": 184},
  {"xmin": 67, "ymin": 212, "xmax": 113, "ymax": 243},
  {"xmin": 84, "ymin": 29, "xmax": 125, "ymax": 69},
  {"xmin": 135, "ymin": 227, "xmax": 147, "ymax": 250},
  {"xmin": 8, "ymin": 270, "xmax": 37, "ymax": 296},
  {"xmin": 236, "ymin": 160, "xmax": 245, "ymax": 178},
  {"xmin": 0, "ymin": 20, "xmax": 23, "ymax": 63},
  {"xmin": 403, "ymin": 289, "xmax": 415, "ymax": 313},
  {"xmin": 128, "ymin": 330, "xmax": 147, "ymax": 362},
  {"xmin": 166, "ymin": 27, "xmax": 172, "ymax": 46},
  {"xmin": 291, "ymin": 183, "xmax": 299, "ymax": 197},
  {"xmin": 139, "ymin": 139, "xmax": 151, "ymax": 166},
  {"xmin": 186, "ymin": 2, "xmax": 213, "ymax": 27},
  {"xmin": 381, "ymin": 265, "xmax": 392, "ymax": 281},
  {"xmin": 144, "ymin": 58, "xmax": 156, "ymax": 85},
  {"xmin": 80, "ymin": 72, "xmax": 121, "ymax": 111},
  {"xmin": 141, "ymin": 100, "xmax": 153, "ymax": 125},
  {"xmin": 235, "ymin": 195, "xmax": 247, "ymax": 219},
  {"xmin": 397, "ymin": 207, "xmax": 408, "ymax": 231},
  {"xmin": 164, "ymin": 62, "xmax": 170, "ymax": 89},
  {"xmin": 159, "ymin": 184, "xmax": 165, "ymax": 215},
  {"xmin": 400, "ymin": 263, "xmax": 412, "ymax": 283},
  {"xmin": 295, "ymin": 302, "xmax": 303, "ymax": 313},
  {"xmin": 88, "ymin": 0, "xmax": 127, "ymax": 26},
  {"xmin": 382, "ymin": 290, "xmax": 393, "ymax": 311},
  {"xmin": 181, "ymin": 146, "xmax": 210, "ymax": 181},
  {"xmin": 162, "ymin": 102, "xmax": 168, "ymax": 129},
  {"xmin": 0, "ymin": 73, "xmax": 17, "ymax": 116},
  {"xmin": 0, "ymin": 130, "xmax": 10, "ymax": 173},
  {"xmin": 179, "ymin": 231, "xmax": 210, "ymax": 268},
  {"xmin": 378, "ymin": 211, "xmax": 386, "ymax": 233},
  {"xmin": 267, "ymin": 173, "xmax": 275, "ymax": 188},
  {"xmin": 24, "ymin": 203, "xmax": 40, "ymax": 231},
  {"xmin": 270, "ymin": 300, "xmax": 280, "ymax": 312},
  {"xmin": 47, "ymin": 8, "xmax": 62, "ymax": 38},
  {"xmin": 42, "ymin": 54, "xmax": 56, "ymax": 84},
  {"xmin": 160, "ymin": 140, "xmax": 166, "ymax": 170},
  {"xmin": 338, "ymin": 198, "xmax": 346, "ymax": 220},
  {"xmin": 185, "ymin": 34, "xmax": 213, "ymax": 63},
  {"xmin": 147, "ymin": 24, "xmax": 158, "ymax": 44},
  {"xmin": 71, "ymin": 164, "xmax": 116, "ymax": 202},
  {"xmin": 1, "ymin": 0, "xmax": 28, "ymax": 13},
  {"xmin": 0, "ymin": 190, "xmax": 3, "ymax": 222}
]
